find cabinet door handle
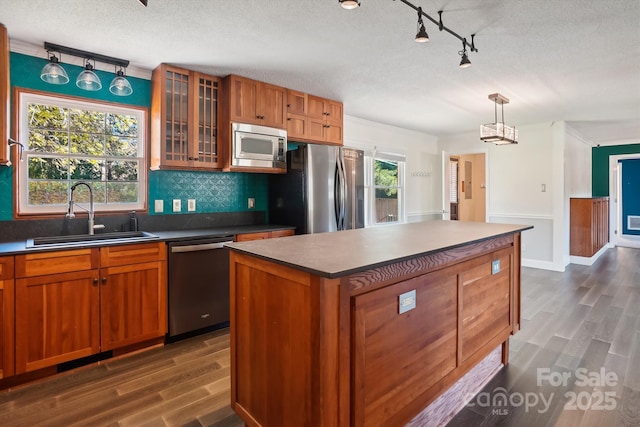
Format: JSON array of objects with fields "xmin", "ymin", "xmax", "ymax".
[
  {"xmin": 287, "ymin": 117, "xmax": 292, "ymax": 121},
  {"xmin": 102, "ymin": 277, "xmax": 107, "ymax": 284},
  {"xmin": 93, "ymin": 278, "xmax": 99, "ymax": 285}
]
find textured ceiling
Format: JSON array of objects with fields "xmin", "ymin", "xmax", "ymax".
[{"xmin": 1, "ymin": 0, "xmax": 639, "ymax": 144}]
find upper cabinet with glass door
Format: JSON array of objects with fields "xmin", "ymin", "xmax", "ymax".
[
  {"xmin": 0, "ymin": 24, "xmax": 10, "ymax": 166},
  {"xmin": 150, "ymin": 64, "xmax": 221, "ymax": 170}
]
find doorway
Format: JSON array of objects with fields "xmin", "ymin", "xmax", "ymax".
[
  {"xmin": 444, "ymin": 152, "xmax": 487, "ymax": 222},
  {"xmin": 610, "ymin": 154, "xmax": 640, "ymax": 248}
]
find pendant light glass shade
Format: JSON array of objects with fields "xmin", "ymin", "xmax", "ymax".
[
  {"xmin": 109, "ymin": 69, "xmax": 133, "ymax": 96},
  {"xmin": 40, "ymin": 54, "xmax": 69, "ymax": 85},
  {"xmin": 76, "ymin": 60, "xmax": 102, "ymax": 91}
]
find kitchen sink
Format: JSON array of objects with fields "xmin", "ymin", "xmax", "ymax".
[{"xmin": 26, "ymin": 231, "xmax": 159, "ymax": 248}]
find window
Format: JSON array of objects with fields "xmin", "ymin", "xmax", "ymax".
[
  {"xmin": 17, "ymin": 90, "xmax": 146, "ymax": 215},
  {"xmin": 367, "ymin": 151, "xmax": 405, "ymax": 225}
]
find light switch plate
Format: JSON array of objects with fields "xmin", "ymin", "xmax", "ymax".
[
  {"xmin": 398, "ymin": 290, "xmax": 416, "ymax": 314},
  {"xmin": 154, "ymin": 199, "xmax": 163, "ymax": 213},
  {"xmin": 187, "ymin": 199, "xmax": 196, "ymax": 212},
  {"xmin": 248, "ymin": 198, "xmax": 255, "ymax": 209},
  {"xmin": 172, "ymin": 199, "xmax": 181, "ymax": 212},
  {"xmin": 492, "ymin": 259, "xmax": 501, "ymax": 275}
]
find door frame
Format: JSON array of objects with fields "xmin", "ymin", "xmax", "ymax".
[{"xmin": 609, "ymin": 153, "xmax": 640, "ymax": 248}]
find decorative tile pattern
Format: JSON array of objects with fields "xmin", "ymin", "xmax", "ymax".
[{"xmin": 148, "ymin": 170, "xmax": 268, "ymax": 215}]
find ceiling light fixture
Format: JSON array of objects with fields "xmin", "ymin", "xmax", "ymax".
[
  {"xmin": 339, "ymin": 0, "xmax": 360, "ymax": 10},
  {"xmin": 77, "ymin": 59, "xmax": 102, "ymax": 91},
  {"xmin": 340, "ymin": 0, "xmax": 478, "ymax": 67},
  {"xmin": 480, "ymin": 93, "xmax": 518, "ymax": 145},
  {"xmin": 138, "ymin": 0, "xmax": 148, "ymax": 6},
  {"xmin": 41, "ymin": 42, "xmax": 132, "ymax": 95},
  {"xmin": 415, "ymin": 7, "xmax": 429, "ymax": 43},
  {"xmin": 40, "ymin": 50, "xmax": 69, "ymax": 85},
  {"xmin": 109, "ymin": 66, "xmax": 134, "ymax": 96}
]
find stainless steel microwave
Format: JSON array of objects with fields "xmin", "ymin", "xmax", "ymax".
[{"xmin": 232, "ymin": 123, "xmax": 287, "ymax": 170}]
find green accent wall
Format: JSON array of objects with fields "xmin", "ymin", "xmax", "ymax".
[
  {"xmin": 592, "ymin": 144, "xmax": 640, "ymax": 196},
  {"xmin": 0, "ymin": 52, "xmax": 267, "ymax": 221}
]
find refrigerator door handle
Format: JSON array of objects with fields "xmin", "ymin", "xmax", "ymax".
[{"xmin": 337, "ymin": 149, "xmax": 347, "ymax": 230}]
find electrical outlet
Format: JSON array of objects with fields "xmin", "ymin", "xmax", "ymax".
[
  {"xmin": 154, "ymin": 200, "xmax": 163, "ymax": 213},
  {"xmin": 248, "ymin": 198, "xmax": 255, "ymax": 209},
  {"xmin": 541, "ymin": 184, "xmax": 546, "ymax": 192},
  {"xmin": 187, "ymin": 199, "xmax": 196, "ymax": 212},
  {"xmin": 172, "ymin": 199, "xmax": 181, "ymax": 212}
]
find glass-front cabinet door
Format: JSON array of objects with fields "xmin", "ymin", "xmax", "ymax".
[{"xmin": 150, "ymin": 64, "xmax": 221, "ymax": 170}]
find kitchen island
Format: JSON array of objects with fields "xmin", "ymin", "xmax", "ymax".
[{"xmin": 227, "ymin": 220, "xmax": 531, "ymax": 427}]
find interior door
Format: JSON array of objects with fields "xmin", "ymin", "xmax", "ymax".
[{"xmin": 441, "ymin": 151, "xmax": 451, "ymax": 220}]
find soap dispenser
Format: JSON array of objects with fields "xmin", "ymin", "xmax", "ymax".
[{"xmin": 129, "ymin": 211, "xmax": 138, "ymax": 232}]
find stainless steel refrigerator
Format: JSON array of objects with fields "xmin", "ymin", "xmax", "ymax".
[{"xmin": 268, "ymin": 144, "xmax": 365, "ymax": 234}]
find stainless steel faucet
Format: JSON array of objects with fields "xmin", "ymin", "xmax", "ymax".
[{"xmin": 66, "ymin": 181, "xmax": 105, "ymax": 235}]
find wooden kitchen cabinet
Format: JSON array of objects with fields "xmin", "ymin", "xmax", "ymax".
[
  {"xmin": 570, "ymin": 197, "xmax": 609, "ymax": 257},
  {"xmin": 0, "ymin": 24, "xmax": 10, "ymax": 166},
  {"xmin": 151, "ymin": 64, "xmax": 222, "ymax": 170},
  {"xmin": 235, "ymin": 229, "xmax": 294, "ymax": 242},
  {"xmin": 0, "ymin": 256, "xmax": 14, "ymax": 379},
  {"xmin": 226, "ymin": 74, "xmax": 287, "ymax": 129},
  {"xmin": 15, "ymin": 242, "xmax": 167, "ymax": 374},
  {"xmin": 286, "ymin": 89, "xmax": 309, "ymax": 140},
  {"xmin": 307, "ymin": 95, "xmax": 343, "ymax": 145}
]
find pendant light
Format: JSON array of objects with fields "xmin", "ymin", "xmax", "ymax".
[
  {"xmin": 76, "ymin": 59, "xmax": 102, "ymax": 91},
  {"xmin": 339, "ymin": 0, "xmax": 360, "ymax": 10},
  {"xmin": 40, "ymin": 51, "xmax": 69, "ymax": 85},
  {"xmin": 480, "ymin": 93, "xmax": 518, "ymax": 145},
  {"xmin": 109, "ymin": 66, "xmax": 133, "ymax": 96}
]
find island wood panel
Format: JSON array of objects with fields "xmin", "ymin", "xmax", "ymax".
[
  {"xmin": 231, "ymin": 252, "xmax": 314, "ymax": 427},
  {"xmin": 0, "ymin": 256, "xmax": 14, "ymax": 378},
  {"xmin": 459, "ymin": 248, "xmax": 512, "ymax": 362},
  {"xmin": 352, "ymin": 267, "xmax": 458, "ymax": 427},
  {"xmin": 15, "ymin": 270, "xmax": 100, "ymax": 374},
  {"xmin": 100, "ymin": 261, "xmax": 167, "ymax": 351}
]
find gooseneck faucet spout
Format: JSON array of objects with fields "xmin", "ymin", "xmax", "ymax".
[{"xmin": 66, "ymin": 181, "xmax": 104, "ymax": 235}]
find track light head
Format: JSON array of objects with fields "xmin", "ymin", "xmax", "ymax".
[
  {"xmin": 339, "ymin": 0, "xmax": 360, "ymax": 9},
  {"xmin": 40, "ymin": 52, "xmax": 69, "ymax": 85},
  {"xmin": 76, "ymin": 59, "xmax": 102, "ymax": 91},
  {"xmin": 458, "ymin": 40, "xmax": 471, "ymax": 68},
  {"xmin": 415, "ymin": 8, "xmax": 429, "ymax": 43}
]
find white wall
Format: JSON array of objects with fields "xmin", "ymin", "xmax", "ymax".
[
  {"xmin": 343, "ymin": 115, "xmax": 441, "ymax": 223},
  {"xmin": 563, "ymin": 125, "xmax": 593, "ymax": 264},
  {"xmin": 439, "ymin": 122, "xmax": 569, "ymax": 271}
]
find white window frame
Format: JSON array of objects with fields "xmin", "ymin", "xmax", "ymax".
[
  {"xmin": 365, "ymin": 150, "xmax": 406, "ymax": 226},
  {"xmin": 16, "ymin": 90, "xmax": 147, "ymax": 215}
]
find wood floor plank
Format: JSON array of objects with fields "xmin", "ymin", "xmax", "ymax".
[{"xmin": 610, "ymin": 314, "xmax": 640, "ymax": 357}]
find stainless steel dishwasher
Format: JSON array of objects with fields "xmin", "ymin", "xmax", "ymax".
[{"xmin": 167, "ymin": 235, "xmax": 234, "ymax": 339}]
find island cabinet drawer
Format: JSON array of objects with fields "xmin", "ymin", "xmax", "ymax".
[
  {"xmin": 15, "ymin": 249, "xmax": 99, "ymax": 278},
  {"xmin": 352, "ymin": 267, "xmax": 458, "ymax": 427},
  {"xmin": 235, "ymin": 229, "xmax": 294, "ymax": 242},
  {"xmin": 100, "ymin": 242, "xmax": 167, "ymax": 267},
  {"xmin": 0, "ymin": 256, "xmax": 14, "ymax": 280}
]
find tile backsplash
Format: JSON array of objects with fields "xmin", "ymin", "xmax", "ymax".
[{"xmin": 148, "ymin": 170, "xmax": 268, "ymax": 214}]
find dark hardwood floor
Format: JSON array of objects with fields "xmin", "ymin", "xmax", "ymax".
[{"xmin": 0, "ymin": 247, "xmax": 638, "ymax": 426}]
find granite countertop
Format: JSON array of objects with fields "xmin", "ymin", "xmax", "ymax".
[
  {"xmin": 0, "ymin": 224, "xmax": 295, "ymax": 256},
  {"xmin": 226, "ymin": 221, "xmax": 532, "ymax": 278}
]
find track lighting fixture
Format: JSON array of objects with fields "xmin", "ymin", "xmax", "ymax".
[
  {"xmin": 40, "ymin": 51, "xmax": 69, "ymax": 85},
  {"xmin": 40, "ymin": 42, "xmax": 132, "ymax": 96},
  {"xmin": 340, "ymin": 0, "xmax": 478, "ymax": 67},
  {"xmin": 339, "ymin": 0, "xmax": 360, "ymax": 10},
  {"xmin": 415, "ymin": 7, "xmax": 429, "ymax": 43},
  {"xmin": 480, "ymin": 93, "xmax": 518, "ymax": 145}
]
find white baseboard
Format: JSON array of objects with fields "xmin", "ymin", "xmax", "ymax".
[
  {"xmin": 569, "ymin": 245, "xmax": 610, "ymax": 266},
  {"xmin": 522, "ymin": 258, "xmax": 566, "ymax": 272}
]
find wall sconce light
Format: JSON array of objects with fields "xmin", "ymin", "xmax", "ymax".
[
  {"xmin": 480, "ymin": 93, "xmax": 518, "ymax": 145},
  {"xmin": 40, "ymin": 42, "xmax": 132, "ymax": 96},
  {"xmin": 340, "ymin": 1, "xmax": 478, "ymax": 67}
]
